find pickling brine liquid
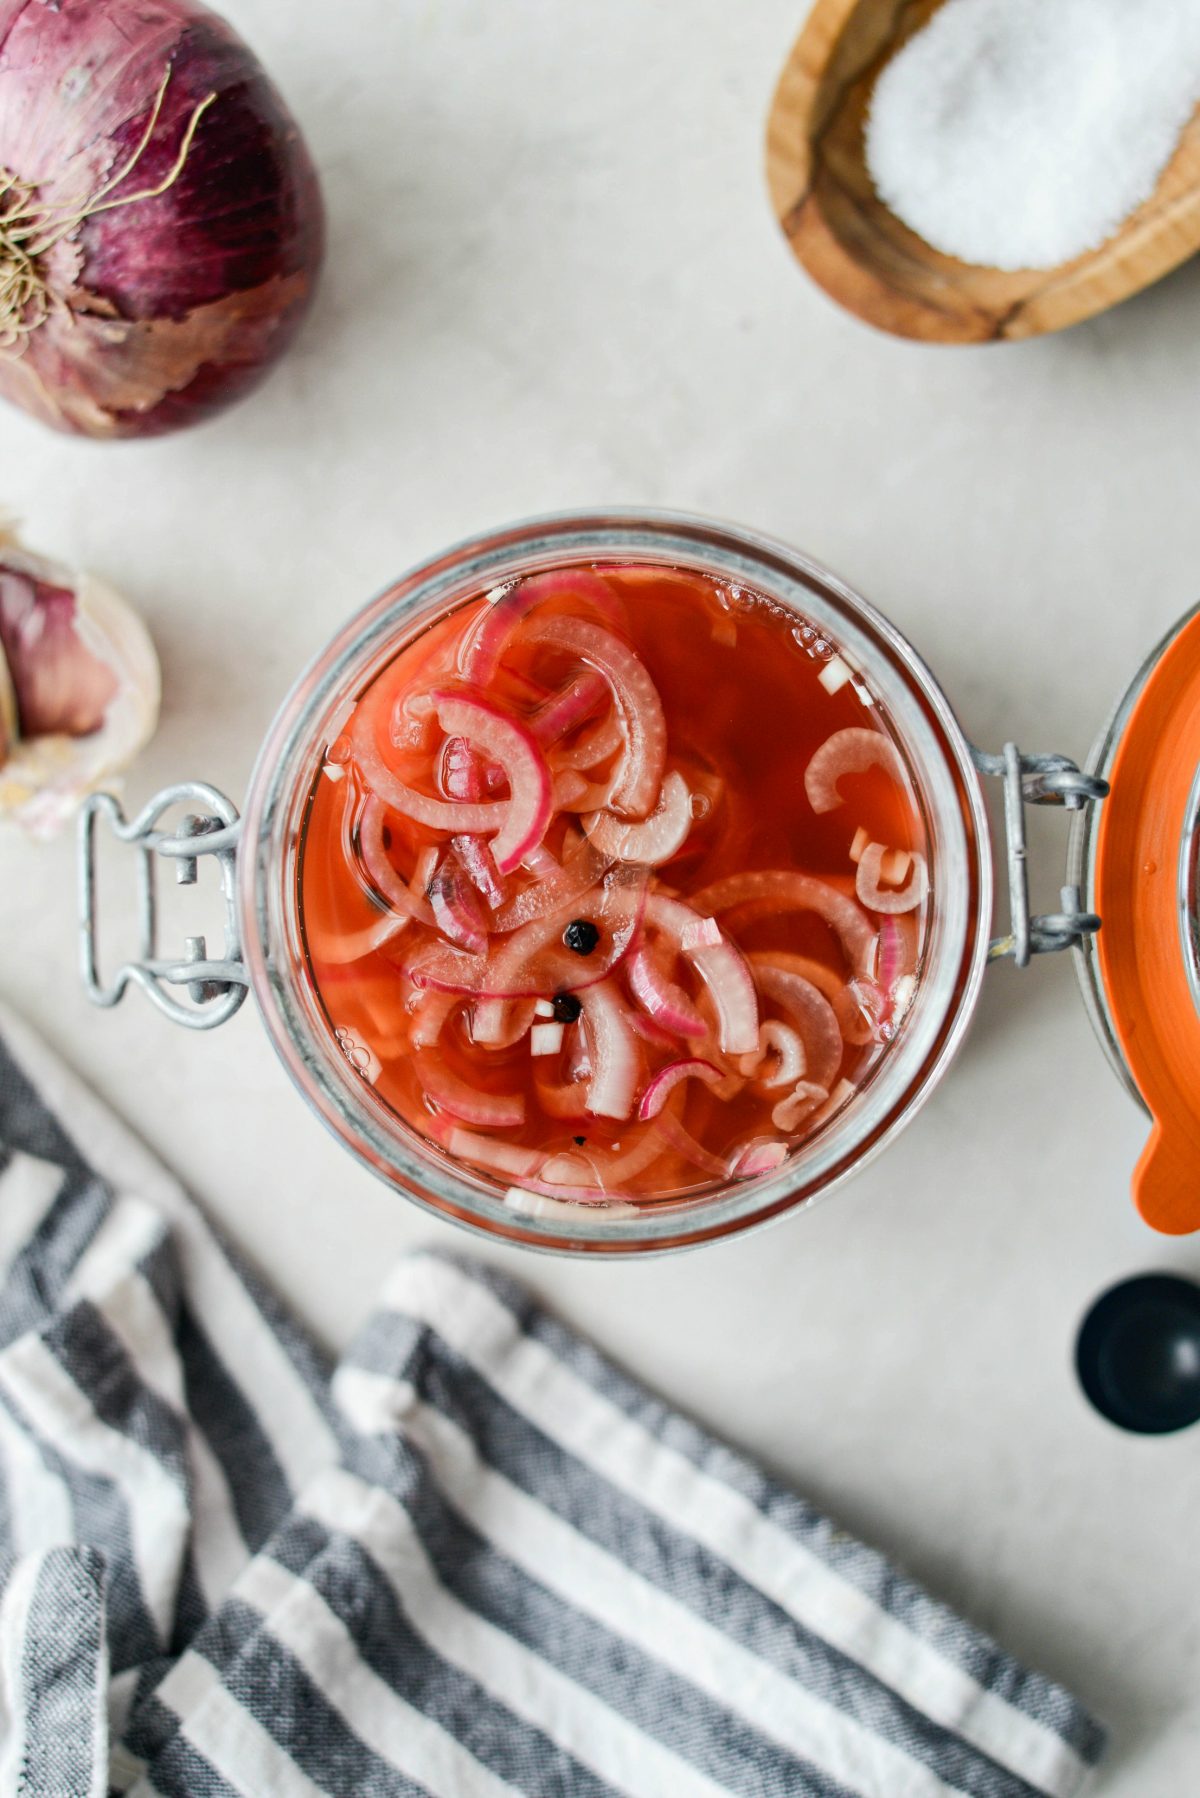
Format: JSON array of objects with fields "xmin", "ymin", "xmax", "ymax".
[{"xmin": 298, "ymin": 562, "xmax": 929, "ymax": 1205}]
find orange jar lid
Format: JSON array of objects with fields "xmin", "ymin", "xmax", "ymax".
[{"xmin": 1094, "ymin": 610, "xmax": 1200, "ymax": 1233}]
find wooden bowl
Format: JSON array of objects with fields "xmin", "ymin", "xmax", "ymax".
[{"xmin": 766, "ymin": 0, "xmax": 1200, "ymax": 343}]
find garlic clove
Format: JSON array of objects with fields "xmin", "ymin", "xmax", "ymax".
[{"xmin": 0, "ymin": 524, "xmax": 160, "ymax": 838}]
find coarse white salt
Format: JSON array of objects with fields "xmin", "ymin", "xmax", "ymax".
[
  {"xmin": 531, "ymin": 1021, "xmax": 565, "ymax": 1056},
  {"xmin": 865, "ymin": 0, "xmax": 1200, "ymax": 270}
]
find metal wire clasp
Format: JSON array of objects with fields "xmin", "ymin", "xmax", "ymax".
[
  {"xmin": 78, "ymin": 782, "xmax": 249, "ymax": 1030},
  {"xmin": 972, "ymin": 744, "xmax": 1108, "ymax": 967}
]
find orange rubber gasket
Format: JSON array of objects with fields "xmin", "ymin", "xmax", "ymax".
[{"xmin": 1095, "ymin": 610, "xmax": 1200, "ymax": 1234}]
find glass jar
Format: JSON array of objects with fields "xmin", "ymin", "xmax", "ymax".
[{"xmin": 81, "ymin": 510, "xmax": 1104, "ymax": 1254}]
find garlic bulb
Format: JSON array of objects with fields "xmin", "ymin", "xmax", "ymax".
[{"xmin": 0, "ymin": 522, "xmax": 160, "ymax": 836}]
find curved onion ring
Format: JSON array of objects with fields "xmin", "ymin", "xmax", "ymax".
[
  {"xmin": 445, "ymin": 1128, "xmax": 540, "ymax": 1180},
  {"xmin": 771, "ymin": 1082, "xmax": 830, "ymax": 1132},
  {"xmin": 654, "ymin": 1111, "xmax": 728, "ymax": 1178},
  {"xmin": 358, "ymin": 796, "xmax": 434, "ymax": 924},
  {"xmin": 578, "ymin": 978, "xmax": 642, "ymax": 1119},
  {"xmin": 459, "ymin": 568, "xmax": 626, "ymax": 686},
  {"xmin": 804, "ymin": 727, "xmax": 905, "ymax": 815},
  {"xmin": 415, "ymin": 1050, "xmax": 524, "ymax": 1129},
  {"xmin": 531, "ymin": 671, "xmax": 610, "ymax": 746},
  {"xmin": 626, "ymin": 947, "xmax": 706, "ymax": 1040},
  {"xmin": 523, "ymin": 615, "xmax": 666, "ymax": 819},
  {"xmin": 749, "ymin": 949, "xmax": 875, "ymax": 1047},
  {"xmin": 428, "ymin": 862, "xmax": 490, "ymax": 955},
  {"xmin": 504, "ymin": 1187, "xmax": 639, "ymax": 1220},
  {"xmin": 555, "ymin": 713, "xmax": 626, "ymax": 771},
  {"xmin": 690, "ymin": 870, "xmax": 876, "ymax": 976},
  {"xmin": 318, "ymin": 913, "xmax": 410, "ymax": 966},
  {"xmin": 646, "ymin": 895, "xmax": 759, "ymax": 1056},
  {"xmin": 585, "ymin": 770, "xmax": 691, "ymax": 865},
  {"xmin": 855, "ymin": 843, "xmax": 929, "ymax": 915},
  {"xmin": 728, "ymin": 1138, "xmax": 789, "ymax": 1179},
  {"xmin": 492, "ymin": 838, "xmax": 613, "ymax": 934},
  {"xmin": 749, "ymin": 956, "xmax": 844, "ymax": 1091},
  {"xmin": 637, "ymin": 1058, "xmax": 723, "ymax": 1121},
  {"xmin": 432, "ymin": 690, "xmax": 552, "ymax": 873},
  {"xmin": 411, "ymin": 867, "xmax": 647, "ymax": 1035},
  {"xmin": 739, "ymin": 1020, "xmax": 806, "ymax": 1090},
  {"xmin": 351, "ymin": 692, "xmax": 504, "ymax": 836},
  {"xmin": 452, "ymin": 833, "xmax": 506, "ymax": 910}
]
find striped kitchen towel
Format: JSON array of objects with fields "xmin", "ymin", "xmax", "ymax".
[{"xmin": 0, "ymin": 1003, "xmax": 1105, "ymax": 1798}]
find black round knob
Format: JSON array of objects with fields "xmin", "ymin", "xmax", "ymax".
[{"xmin": 1076, "ymin": 1274, "xmax": 1200, "ymax": 1434}]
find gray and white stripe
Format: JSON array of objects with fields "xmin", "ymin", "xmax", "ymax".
[{"xmin": 0, "ymin": 1002, "xmax": 1104, "ymax": 1797}]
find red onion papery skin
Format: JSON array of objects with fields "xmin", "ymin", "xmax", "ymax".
[{"xmin": 0, "ymin": 0, "xmax": 324, "ymax": 438}]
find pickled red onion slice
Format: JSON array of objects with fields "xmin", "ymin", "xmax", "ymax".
[
  {"xmin": 524, "ymin": 615, "xmax": 666, "ymax": 819},
  {"xmin": 578, "ymin": 978, "xmax": 641, "ymax": 1119},
  {"xmin": 442, "ymin": 735, "xmax": 488, "ymax": 800},
  {"xmin": 682, "ymin": 916, "xmax": 722, "ymax": 951},
  {"xmin": 586, "ymin": 770, "xmax": 691, "ymax": 865},
  {"xmin": 691, "ymin": 870, "xmax": 876, "ymax": 976},
  {"xmin": 729, "ymin": 1138, "xmax": 788, "ymax": 1179},
  {"xmin": 359, "ymin": 796, "xmax": 435, "ymax": 924},
  {"xmin": 626, "ymin": 947, "xmax": 706, "ymax": 1040},
  {"xmin": 452, "ymin": 833, "xmax": 506, "ymax": 910},
  {"xmin": 520, "ymin": 842, "xmax": 561, "ymax": 880},
  {"xmin": 855, "ymin": 843, "xmax": 929, "ymax": 915},
  {"xmin": 428, "ymin": 861, "xmax": 490, "ymax": 955},
  {"xmin": 432, "ymin": 690, "xmax": 553, "ymax": 873},
  {"xmin": 647, "ymin": 895, "xmax": 759, "ymax": 1056},
  {"xmin": 416, "ymin": 1051, "xmax": 524, "ymax": 1129},
  {"xmin": 531, "ymin": 671, "xmax": 610, "ymax": 746},
  {"xmin": 804, "ymin": 727, "xmax": 905, "ymax": 815},
  {"xmin": 771, "ymin": 1083, "xmax": 830, "ymax": 1132},
  {"xmin": 539, "ymin": 1098, "xmax": 682, "ymax": 1195},
  {"xmin": 319, "ymin": 913, "xmax": 410, "ymax": 966},
  {"xmin": 460, "ymin": 569, "xmax": 625, "ymax": 686},
  {"xmin": 628, "ymin": 1011, "xmax": 686, "ymax": 1048},
  {"xmin": 505, "ymin": 1186, "xmax": 639, "ymax": 1219},
  {"xmin": 740, "ymin": 1020, "xmax": 806, "ymax": 1090},
  {"xmin": 493, "ymin": 839, "xmax": 612, "ymax": 934},
  {"xmin": 447, "ymin": 868, "xmax": 646, "ymax": 1026},
  {"xmin": 446, "ymin": 1128, "xmax": 541, "ymax": 1180},
  {"xmin": 555, "ymin": 713, "xmax": 626, "ymax": 771},
  {"xmin": 637, "ymin": 1058, "xmax": 723, "ymax": 1121},
  {"xmin": 654, "ymin": 1111, "xmax": 728, "ymax": 1178},
  {"xmin": 350, "ymin": 680, "xmax": 506, "ymax": 835},
  {"xmin": 409, "ymin": 991, "xmax": 459, "ymax": 1050},
  {"xmin": 750, "ymin": 956, "xmax": 844, "ymax": 1092},
  {"xmin": 751, "ymin": 949, "xmax": 874, "ymax": 1047},
  {"xmin": 877, "ymin": 920, "xmax": 906, "ymax": 992}
]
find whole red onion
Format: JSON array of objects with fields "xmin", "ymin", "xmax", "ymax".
[{"xmin": 0, "ymin": 0, "xmax": 324, "ymax": 438}]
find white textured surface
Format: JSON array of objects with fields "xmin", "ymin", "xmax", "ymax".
[{"xmin": 2, "ymin": 2, "xmax": 1199, "ymax": 1789}]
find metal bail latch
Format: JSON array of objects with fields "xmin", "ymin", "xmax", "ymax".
[
  {"xmin": 78, "ymin": 782, "xmax": 249, "ymax": 1030},
  {"xmin": 972, "ymin": 744, "xmax": 1109, "ymax": 967}
]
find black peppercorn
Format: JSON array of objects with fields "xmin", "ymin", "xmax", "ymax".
[
  {"xmin": 552, "ymin": 993, "xmax": 582, "ymax": 1022},
  {"xmin": 563, "ymin": 918, "xmax": 600, "ymax": 955},
  {"xmin": 573, "ymin": 1135, "xmax": 586, "ymax": 1146}
]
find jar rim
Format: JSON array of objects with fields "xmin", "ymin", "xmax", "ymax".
[{"xmin": 238, "ymin": 509, "xmax": 992, "ymax": 1254}]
